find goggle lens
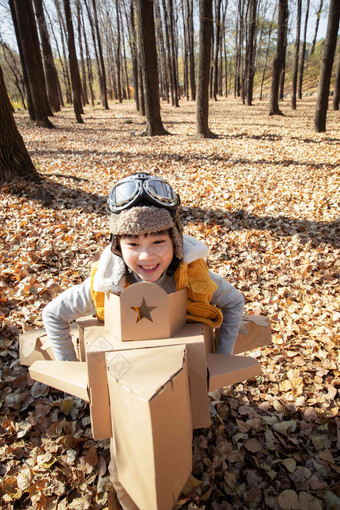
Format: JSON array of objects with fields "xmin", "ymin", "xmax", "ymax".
[
  {"xmin": 108, "ymin": 177, "xmax": 178, "ymax": 212},
  {"xmin": 145, "ymin": 179, "xmax": 176, "ymax": 204},
  {"xmin": 111, "ymin": 181, "xmax": 139, "ymax": 208}
]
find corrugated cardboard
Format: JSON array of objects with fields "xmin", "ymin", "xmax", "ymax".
[
  {"xmin": 234, "ymin": 315, "xmax": 272, "ymax": 354},
  {"xmin": 107, "ymin": 344, "xmax": 192, "ymax": 510},
  {"xmin": 81, "ymin": 321, "xmax": 211, "ymax": 429},
  {"xmin": 207, "ymin": 353, "xmax": 261, "ymax": 391},
  {"xmin": 20, "ymin": 323, "xmax": 79, "ymax": 365},
  {"xmin": 86, "ymin": 350, "xmax": 112, "ymax": 440},
  {"xmin": 105, "ymin": 282, "xmax": 187, "ymax": 341},
  {"xmin": 29, "ymin": 361, "xmax": 89, "ymax": 401}
]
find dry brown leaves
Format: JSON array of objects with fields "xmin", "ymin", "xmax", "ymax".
[{"xmin": 0, "ymin": 97, "xmax": 339, "ymax": 509}]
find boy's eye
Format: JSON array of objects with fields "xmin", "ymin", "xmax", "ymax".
[{"xmin": 154, "ymin": 239, "xmax": 165, "ymax": 245}]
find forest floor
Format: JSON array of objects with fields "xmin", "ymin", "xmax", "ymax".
[{"xmin": 0, "ymin": 97, "xmax": 339, "ymax": 510}]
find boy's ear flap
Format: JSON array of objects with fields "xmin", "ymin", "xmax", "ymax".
[{"xmin": 110, "ymin": 234, "xmax": 122, "ymax": 257}]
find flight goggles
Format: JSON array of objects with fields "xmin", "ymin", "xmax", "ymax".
[{"xmin": 108, "ymin": 174, "xmax": 179, "ymax": 213}]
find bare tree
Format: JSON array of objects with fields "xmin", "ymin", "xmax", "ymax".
[
  {"xmin": 298, "ymin": 0, "xmax": 310, "ymax": 99},
  {"xmin": 314, "ymin": 0, "xmax": 340, "ymax": 132},
  {"xmin": 1, "ymin": 43, "xmax": 26, "ymax": 108},
  {"xmin": 245, "ymin": 0, "xmax": 257, "ymax": 105},
  {"xmin": 135, "ymin": 0, "xmax": 168, "ymax": 135},
  {"xmin": 291, "ymin": 0, "xmax": 302, "ymax": 109},
  {"xmin": 333, "ymin": 52, "xmax": 340, "ymax": 111},
  {"xmin": 310, "ymin": 0, "xmax": 323, "ymax": 55},
  {"xmin": 76, "ymin": 0, "xmax": 89, "ymax": 105},
  {"xmin": 213, "ymin": 0, "xmax": 222, "ymax": 101},
  {"xmin": 195, "ymin": 0, "xmax": 216, "ymax": 138},
  {"xmin": 259, "ymin": 4, "xmax": 276, "ymax": 101},
  {"xmin": 63, "ymin": 0, "xmax": 84, "ymax": 123},
  {"xmin": 269, "ymin": 0, "xmax": 289, "ymax": 115},
  {"xmin": 0, "ymin": 64, "xmax": 40, "ymax": 182},
  {"xmin": 10, "ymin": 0, "xmax": 53, "ymax": 127},
  {"xmin": 33, "ymin": 0, "xmax": 61, "ymax": 112}
]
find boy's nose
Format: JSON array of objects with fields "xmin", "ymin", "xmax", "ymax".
[{"xmin": 139, "ymin": 248, "xmax": 154, "ymax": 260}]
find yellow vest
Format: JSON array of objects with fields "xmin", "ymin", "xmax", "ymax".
[{"xmin": 90, "ymin": 258, "xmax": 223, "ymax": 328}]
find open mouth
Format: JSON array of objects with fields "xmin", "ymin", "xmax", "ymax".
[{"xmin": 139, "ymin": 264, "xmax": 159, "ymax": 273}]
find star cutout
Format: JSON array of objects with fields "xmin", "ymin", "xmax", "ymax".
[{"xmin": 131, "ymin": 297, "xmax": 157, "ymax": 323}]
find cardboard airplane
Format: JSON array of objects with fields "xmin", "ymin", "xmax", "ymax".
[{"xmin": 21, "ymin": 283, "xmax": 271, "ymax": 510}]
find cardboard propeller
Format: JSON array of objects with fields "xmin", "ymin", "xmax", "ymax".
[{"xmin": 23, "ymin": 282, "xmax": 272, "ymax": 510}]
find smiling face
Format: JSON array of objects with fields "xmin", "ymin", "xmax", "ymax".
[{"xmin": 119, "ymin": 231, "xmax": 174, "ymax": 282}]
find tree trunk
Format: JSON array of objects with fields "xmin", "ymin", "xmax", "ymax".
[
  {"xmin": 1, "ymin": 43, "xmax": 27, "ymax": 109},
  {"xmin": 33, "ymin": 0, "xmax": 61, "ymax": 112},
  {"xmin": 0, "ymin": 65, "xmax": 40, "ymax": 182},
  {"xmin": 195, "ymin": 0, "xmax": 215, "ymax": 138},
  {"xmin": 130, "ymin": 1, "xmax": 140, "ymax": 111},
  {"xmin": 44, "ymin": 8, "xmax": 64, "ymax": 107},
  {"xmin": 333, "ymin": 52, "xmax": 340, "ymax": 111},
  {"xmin": 81, "ymin": 7, "xmax": 94, "ymax": 106},
  {"xmin": 63, "ymin": 0, "xmax": 84, "ymax": 123},
  {"xmin": 291, "ymin": 0, "xmax": 302, "ymax": 109},
  {"xmin": 53, "ymin": 0, "xmax": 72, "ymax": 104},
  {"xmin": 154, "ymin": 0, "xmax": 168, "ymax": 101},
  {"xmin": 8, "ymin": 0, "xmax": 35, "ymax": 118},
  {"xmin": 311, "ymin": 0, "xmax": 323, "ymax": 55},
  {"xmin": 162, "ymin": 0, "xmax": 174, "ymax": 105},
  {"xmin": 168, "ymin": 0, "xmax": 179, "ymax": 107},
  {"xmin": 138, "ymin": 57, "xmax": 145, "ymax": 116},
  {"xmin": 245, "ymin": 0, "xmax": 257, "ymax": 106},
  {"xmin": 114, "ymin": 0, "xmax": 123, "ymax": 103},
  {"xmin": 259, "ymin": 4, "xmax": 276, "ymax": 101},
  {"xmin": 269, "ymin": 0, "xmax": 288, "ymax": 115},
  {"xmin": 92, "ymin": 0, "xmax": 109, "ymax": 109},
  {"xmin": 187, "ymin": 0, "xmax": 196, "ymax": 100},
  {"xmin": 11, "ymin": 0, "xmax": 54, "ymax": 127},
  {"xmin": 314, "ymin": 0, "xmax": 340, "ymax": 132},
  {"xmin": 135, "ymin": 0, "xmax": 168, "ymax": 135},
  {"xmin": 76, "ymin": 0, "xmax": 89, "ymax": 105},
  {"xmin": 213, "ymin": 0, "xmax": 222, "ymax": 101},
  {"xmin": 298, "ymin": 0, "xmax": 310, "ymax": 99}
]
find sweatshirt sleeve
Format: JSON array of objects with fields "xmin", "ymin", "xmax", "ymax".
[
  {"xmin": 42, "ymin": 277, "xmax": 96, "ymax": 361},
  {"xmin": 209, "ymin": 272, "xmax": 244, "ymax": 355}
]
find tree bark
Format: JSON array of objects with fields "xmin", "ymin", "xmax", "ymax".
[
  {"xmin": 187, "ymin": 0, "xmax": 196, "ymax": 100},
  {"xmin": 195, "ymin": 0, "xmax": 215, "ymax": 138},
  {"xmin": 53, "ymin": 0, "xmax": 72, "ymax": 104},
  {"xmin": 269, "ymin": 0, "xmax": 288, "ymax": 115},
  {"xmin": 135, "ymin": 0, "xmax": 167, "ymax": 135},
  {"xmin": 76, "ymin": 0, "xmax": 89, "ymax": 105},
  {"xmin": 168, "ymin": 0, "xmax": 179, "ymax": 107},
  {"xmin": 291, "ymin": 0, "xmax": 302, "ymax": 109},
  {"xmin": 129, "ymin": 0, "xmax": 140, "ymax": 111},
  {"xmin": 298, "ymin": 0, "xmax": 310, "ymax": 99},
  {"xmin": 92, "ymin": 0, "xmax": 109, "ymax": 109},
  {"xmin": 311, "ymin": 0, "xmax": 323, "ymax": 55},
  {"xmin": 63, "ymin": 0, "xmax": 84, "ymax": 123},
  {"xmin": 259, "ymin": 4, "xmax": 276, "ymax": 101},
  {"xmin": 114, "ymin": 0, "xmax": 123, "ymax": 103},
  {"xmin": 314, "ymin": 0, "xmax": 340, "ymax": 132},
  {"xmin": 1, "ymin": 43, "xmax": 27, "ymax": 109},
  {"xmin": 11, "ymin": 0, "xmax": 54, "ymax": 127},
  {"xmin": 8, "ymin": 0, "xmax": 35, "ymax": 119},
  {"xmin": 213, "ymin": 0, "xmax": 222, "ymax": 101},
  {"xmin": 33, "ymin": 0, "xmax": 61, "ymax": 112},
  {"xmin": 333, "ymin": 52, "xmax": 340, "ymax": 111},
  {"xmin": 0, "ymin": 65, "xmax": 40, "ymax": 183},
  {"xmin": 245, "ymin": 0, "xmax": 257, "ymax": 105}
]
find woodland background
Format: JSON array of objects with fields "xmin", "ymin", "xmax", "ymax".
[{"xmin": 0, "ymin": 0, "xmax": 339, "ymax": 509}]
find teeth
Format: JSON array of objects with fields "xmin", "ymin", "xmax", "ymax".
[{"xmin": 141, "ymin": 265, "xmax": 157, "ymax": 270}]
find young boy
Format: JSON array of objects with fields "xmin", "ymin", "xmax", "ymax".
[
  {"xmin": 42, "ymin": 172, "xmax": 244, "ymax": 509},
  {"xmin": 43, "ymin": 172, "xmax": 244, "ymax": 362}
]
